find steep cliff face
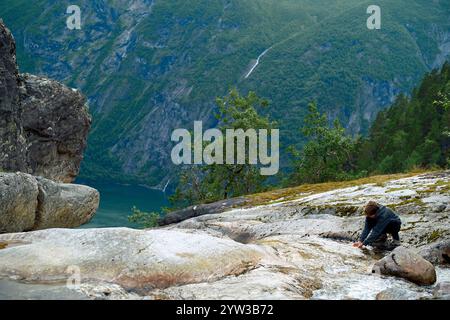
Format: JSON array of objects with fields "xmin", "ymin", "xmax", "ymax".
[
  {"xmin": 0, "ymin": 21, "xmax": 91, "ymax": 183},
  {"xmin": 0, "ymin": 21, "xmax": 28, "ymax": 172}
]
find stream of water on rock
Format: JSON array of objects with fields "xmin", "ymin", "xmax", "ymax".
[
  {"xmin": 314, "ymin": 266, "xmax": 450, "ymax": 300},
  {"xmin": 304, "ymin": 238, "xmax": 450, "ymax": 300}
]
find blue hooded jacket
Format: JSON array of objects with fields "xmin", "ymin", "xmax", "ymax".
[{"xmin": 360, "ymin": 205, "xmax": 401, "ymax": 246}]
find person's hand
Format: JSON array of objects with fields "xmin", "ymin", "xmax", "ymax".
[{"xmin": 353, "ymin": 241, "xmax": 364, "ymax": 248}]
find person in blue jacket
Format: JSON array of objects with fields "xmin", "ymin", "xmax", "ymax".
[{"xmin": 353, "ymin": 201, "xmax": 402, "ymax": 249}]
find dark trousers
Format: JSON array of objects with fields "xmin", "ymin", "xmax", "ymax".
[{"xmin": 383, "ymin": 220, "xmax": 401, "ymax": 241}]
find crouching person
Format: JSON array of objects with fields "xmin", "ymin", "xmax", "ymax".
[{"xmin": 353, "ymin": 201, "xmax": 402, "ymax": 249}]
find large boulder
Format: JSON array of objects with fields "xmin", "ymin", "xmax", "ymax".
[
  {"xmin": 0, "ymin": 228, "xmax": 263, "ymax": 291},
  {"xmin": 33, "ymin": 177, "xmax": 99, "ymax": 230},
  {"xmin": 372, "ymin": 246, "xmax": 437, "ymax": 286},
  {"xmin": 0, "ymin": 172, "xmax": 99, "ymax": 233},
  {"xmin": 20, "ymin": 74, "xmax": 91, "ymax": 183},
  {"xmin": 0, "ymin": 21, "xmax": 91, "ymax": 183},
  {"xmin": 0, "ymin": 173, "xmax": 38, "ymax": 233}
]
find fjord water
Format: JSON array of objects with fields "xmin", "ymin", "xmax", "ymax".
[{"xmin": 77, "ymin": 180, "xmax": 168, "ymax": 228}]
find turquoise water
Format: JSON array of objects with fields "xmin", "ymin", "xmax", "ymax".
[{"xmin": 76, "ymin": 180, "xmax": 169, "ymax": 228}]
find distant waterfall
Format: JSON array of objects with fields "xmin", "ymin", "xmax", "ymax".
[
  {"xmin": 163, "ymin": 179, "xmax": 171, "ymax": 193},
  {"xmin": 245, "ymin": 48, "xmax": 271, "ymax": 79}
]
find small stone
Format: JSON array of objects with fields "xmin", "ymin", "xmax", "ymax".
[{"xmin": 434, "ymin": 204, "xmax": 446, "ymax": 213}]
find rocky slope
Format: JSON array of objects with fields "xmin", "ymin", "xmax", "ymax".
[
  {"xmin": 0, "ymin": 21, "xmax": 91, "ymax": 183},
  {"xmin": 0, "ymin": 171, "xmax": 448, "ymax": 300}
]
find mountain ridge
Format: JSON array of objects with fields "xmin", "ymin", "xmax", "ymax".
[{"xmin": 1, "ymin": 0, "xmax": 449, "ymax": 186}]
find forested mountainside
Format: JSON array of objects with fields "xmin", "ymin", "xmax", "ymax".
[
  {"xmin": 1, "ymin": 0, "xmax": 449, "ymax": 186},
  {"xmin": 357, "ymin": 63, "xmax": 450, "ymax": 174}
]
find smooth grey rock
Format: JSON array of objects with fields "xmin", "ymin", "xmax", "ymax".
[
  {"xmin": 0, "ymin": 173, "xmax": 99, "ymax": 233},
  {"xmin": 0, "ymin": 228, "xmax": 262, "ymax": 291},
  {"xmin": 33, "ymin": 177, "xmax": 99, "ymax": 230},
  {"xmin": 1, "ymin": 171, "xmax": 449, "ymax": 300},
  {"xmin": 373, "ymin": 246, "xmax": 437, "ymax": 286},
  {"xmin": 0, "ymin": 172, "xmax": 38, "ymax": 233},
  {"xmin": 0, "ymin": 279, "xmax": 89, "ymax": 300}
]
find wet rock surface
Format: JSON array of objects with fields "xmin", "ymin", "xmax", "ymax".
[
  {"xmin": 157, "ymin": 171, "xmax": 450, "ymax": 299},
  {"xmin": 376, "ymin": 287, "xmax": 425, "ymax": 300}
]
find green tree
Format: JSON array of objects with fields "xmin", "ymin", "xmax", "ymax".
[
  {"xmin": 128, "ymin": 206, "xmax": 162, "ymax": 228},
  {"xmin": 290, "ymin": 102, "xmax": 356, "ymax": 184},
  {"xmin": 130, "ymin": 89, "xmax": 277, "ymax": 228},
  {"xmin": 171, "ymin": 89, "xmax": 276, "ymax": 205}
]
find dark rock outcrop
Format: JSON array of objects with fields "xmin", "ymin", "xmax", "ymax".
[
  {"xmin": 0, "ymin": 20, "xmax": 28, "ymax": 173},
  {"xmin": 158, "ymin": 197, "xmax": 248, "ymax": 226},
  {"xmin": 0, "ymin": 22, "xmax": 98, "ymax": 233},
  {"xmin": 0, "ymin": 21, "xmax": 91, "ymax": 183},
  {"xmin": 20, "ymin": 74, "xmax": 91, "ymax": 183},
  {"xmin": 372, "ymin": 246, "xmax": 437, "ymax": 286}
]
